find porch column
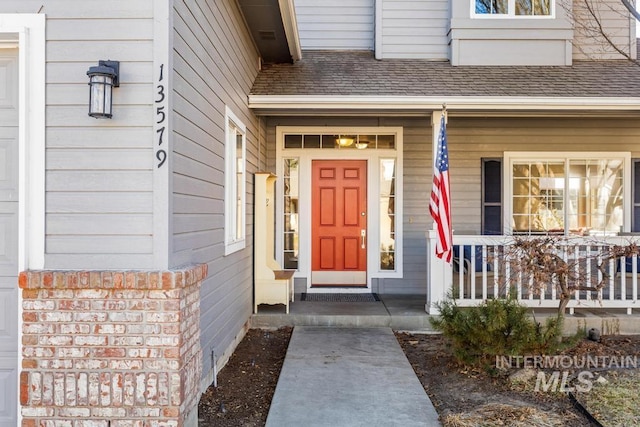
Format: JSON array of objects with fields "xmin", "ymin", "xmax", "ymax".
[
  {"xmin": 426, "ymin": 230, "xmax": 452, "ymax": 314},
  {"xmin": 426, "ymin": 110, "xmax": 452, "ymax": 315}
]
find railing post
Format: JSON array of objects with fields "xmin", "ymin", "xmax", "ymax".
[{"xmin": 426, "ymin": 229, "xmax": 452, "ymax": 314}]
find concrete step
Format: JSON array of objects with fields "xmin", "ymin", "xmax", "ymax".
[
  {"xmin": 251, "ymin": 294, "xmax": 438, "ymax": 332},
  {"xmin": 251, "ymin": 294, "xmax": 640, "ymax": 335}
]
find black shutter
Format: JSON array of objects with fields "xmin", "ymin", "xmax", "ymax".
[{"xmin": 482, "ymin": 158, "xmax": 502, "ymax": 235}]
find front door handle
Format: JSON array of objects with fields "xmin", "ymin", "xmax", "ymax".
[{"xmin": 361, "ymin": 229, "xmax": 366, "ymax": 249}]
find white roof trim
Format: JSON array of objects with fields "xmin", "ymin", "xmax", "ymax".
[
  {"xmin": 249, "ymin": 95, "xmax": 640, "ymax": 111},
  {"xmin": 278, "ymin": 0, "xmax": 302, "ymax": 62}
]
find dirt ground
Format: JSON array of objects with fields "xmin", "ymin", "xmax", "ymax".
[{"xmin": 198, "ymin": 328, "xmax": 640, "ymax": 426}]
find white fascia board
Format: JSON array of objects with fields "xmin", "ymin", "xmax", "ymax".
[
  {"xmin": 278, "ymin": 0, "xmax": 302, "ymax": 61},
  {"xmin": 248, "ymin": 95, "xmax": 640, "ymax": 111}
]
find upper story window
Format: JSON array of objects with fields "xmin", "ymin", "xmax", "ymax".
[
  {"xmin": 224, "ymin": 106, "xmax": 246, "ymax": 255},
  {"xmin": 475, "ymin": 0, "xmax": 552, "ymax": 17}
]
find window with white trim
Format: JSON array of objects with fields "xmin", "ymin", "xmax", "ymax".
[
  {"xmin": 506, "ymin": 153, "xmax": 629, "ymax": 236},
  {"xmin": 224, "ymin": 106, "xmax": 246, "ymax": 255},
  {"xmin": 283, "ymin": 158, "xmax": 299, "ymax": 269},
  {"xmin": 475, "ymin": 0, "xmax": 552, "ymax": 16},
  {"xmin": 380, "ymin": 158, "xmax": 396, "ymax": 270}
]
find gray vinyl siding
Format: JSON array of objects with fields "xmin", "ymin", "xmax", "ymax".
[
  {"xmin": 265, "ymin": 116, "xmax": 640, "ymax": 295},
  {"xmin": 171, "ymin": 0, "xmax": 263, "ymax": 391},
  {"xmin": 377, "ymin": 117, "xmax": 430, "ymax": 294},
  {"xmin": 0, "ymin": 0, "xmax": 156, "ymax": 269},
  {"xmin": 572, "ymin": 0, "xmax": 637, "ymax": 60},
  {"xmin": 378, "ymin": 0, "xmax": 449, "ymax": 60},
  {"xmin": 295, "ymin": 0, "xmax": 374, "ymax": 50}
]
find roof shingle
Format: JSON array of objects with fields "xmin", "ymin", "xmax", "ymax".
[{"xmin": 251, "ymin": 50, "xmax": 640, "ymax": 98}]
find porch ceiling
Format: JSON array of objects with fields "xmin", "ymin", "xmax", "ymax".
[{"xmin": 249, "ymin": 50, "xmax": 640, "ymax": 115}]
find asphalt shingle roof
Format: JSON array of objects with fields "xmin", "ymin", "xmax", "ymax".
[{"xmin": 251, "ymin": 50, "xmax": 640, "ymax": 98}]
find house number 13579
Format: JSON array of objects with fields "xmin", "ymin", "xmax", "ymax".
[{"xmin": 155, "ymin": 64, "xmax": 167, "ymax": 168}]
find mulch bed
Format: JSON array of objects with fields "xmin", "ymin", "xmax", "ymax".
[{"xmin": 198, "ymin": 327, "xmax": 293, "ymax": 426}]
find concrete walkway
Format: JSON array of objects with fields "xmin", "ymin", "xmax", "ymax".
[{"xmin": 265, "ymin": 327, "xmax": 441, "ymax": 427}]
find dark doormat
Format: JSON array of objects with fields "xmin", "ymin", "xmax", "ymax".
[{"xmin": 300, "ymin": 293, "xmax": 380, "ymax": 302}]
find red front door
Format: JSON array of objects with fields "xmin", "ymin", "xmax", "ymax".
[{"xmin": 312, "ymin": 160, "xmax": 367, "ymax": 286}]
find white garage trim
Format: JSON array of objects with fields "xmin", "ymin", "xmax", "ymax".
[
  {"xmin": 0, "ymin": 13, "xmax": 45, "ymax": 427},
  {"xmin": 0, "ymin": 14, "xmax": 45, "ymax": 271}
]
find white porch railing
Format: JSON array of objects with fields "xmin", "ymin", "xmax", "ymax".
[{"xmin": 426, "ymin": 231, "xmax": 640, "ymax": 315}]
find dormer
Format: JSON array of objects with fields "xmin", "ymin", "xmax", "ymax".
[{"xmin": 450, "ymin": 0, "xmax": 574, "ymax": 65}]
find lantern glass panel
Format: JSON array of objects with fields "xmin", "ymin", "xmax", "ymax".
[{"xmin": 89, "ymin": 74, "xmax": 113, "ymax": 118}]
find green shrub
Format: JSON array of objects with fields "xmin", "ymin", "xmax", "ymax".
[{"xmin": 430, "ymin": 297, "xmax": 570, "ymax": 369}]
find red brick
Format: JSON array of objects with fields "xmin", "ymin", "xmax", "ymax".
[
  {"xmin": 54, "ymin": 272, "xmax": 66, "ymax": 289},
  {"xmin": 42, "ymin": 272, "xmax": 53, "ymax": 288},
  {"xmin": 19, "ymin": 272, "xmax": 28, "ymax": 289},
  {"xmin": 101, "ymin": 271, "xmax": 113, "ymax": 289},
  {"xmin": 20, "ymin": 372, "xmax": 29, "ymax": 405},
  {"xmin": 22, "ymin": 335, "xmax": 37, "ymax": 345},
  {"xmin": 22, "ymin": 288, "xmax": 39, "ymax": 299},
  {"xmin": 162, "ymin": 407, "xmax": 179, "ymax": 418},
  {"xmin": 163, "ymin": 348, "xmax": 179, "ymax": 359},
  {"xmin": 174, "ymin": 271, "xmax": 184, "ymax": 288},
  {"xmin": 22, "ymin": 359, "xmax": 38, "ymax": 369},
  {"xmin": 90, "ymin": 271, "xmax": 102, "ymax": 287},
  {"xmin": 149, "ymin": 272, "xmax": 160, "ymax": 289},
  {"xmin": 100, "ymin": 372, "xmax": 111, "ymax": 406},
  {"xmin": 112, "ymin": 373, "xmax": 123, "ymax": 406},
  {"xmin": 79, "ymin": 271, "xmax": 90, "ymax": 287},
  {"xmin": 66, "ymin": 272, "xmax": 79, "ymax": 289},
  {"xmin": 22, "ymin": 312, "xmax": 37, "ymax": 322},
  {"xmin": 136, "ymin": 272, "xmax": 148, "ymax": 288},
  {"xmin": 162, "ymin": 300, "xmax": 180, "ymax": 311},
  {"xmin": 161, "ymin": 272, "xmax": 173, "ymax": 289},
  {"xmin": 125, "ymin": 272, "xmax": 136, "ymax": 289},
  {"xmin": 27, "ymin": 272, "xmax": 42, "ymax": 288},
  {"xmin": 113, "ymin": 272, "xmax": 124, "ymax": 289}
]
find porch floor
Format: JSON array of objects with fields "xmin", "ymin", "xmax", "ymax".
[{"xmin": 251, "ymin": 294, "xmax": 640, "ymax": 334}]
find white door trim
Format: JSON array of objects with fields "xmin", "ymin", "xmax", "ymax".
[{"xmin": 275, "ymin": 126, "xmax": 404, "ymax": 293}]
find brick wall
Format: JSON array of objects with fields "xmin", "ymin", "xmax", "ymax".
[{"xmin": 19, "ymin": 264, "xmax": 207, "ymax": 427}]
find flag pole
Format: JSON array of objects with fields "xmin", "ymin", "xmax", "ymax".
[
  {"xmin": 427, "ymin": 106, "xmax": 453, "ymax": 313},
  {"xmin": 429, "ymin": 105, "xmax": 452, "ymax": 264}
]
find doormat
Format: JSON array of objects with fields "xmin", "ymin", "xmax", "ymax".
[{"xmin": 300, "ymin": 293, "xmax": 380, "ymax": 302}]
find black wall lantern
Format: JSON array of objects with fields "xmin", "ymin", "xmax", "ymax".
[{"xmin": 87, "ymin": 60, "xmax": 119, "ymax": 119}]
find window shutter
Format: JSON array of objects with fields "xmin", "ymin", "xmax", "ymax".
[
  {"xmin": 482, "ymin": 158, "xmax": 502, "ymax": 235},
  {"xmin": 634, "ymin": 159, "xmax": 640, "ymax": 232}
]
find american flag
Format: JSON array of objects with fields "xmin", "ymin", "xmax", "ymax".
[{"xmin": 429, "ymin": 115, "xmax": 452, "ymax": 263}]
